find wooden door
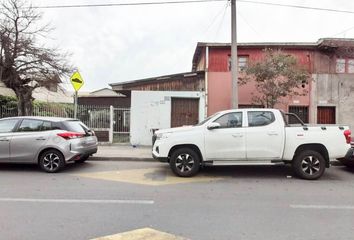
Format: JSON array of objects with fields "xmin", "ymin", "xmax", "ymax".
[
  {"xmin": 317, "ymin": 107, "xmax": 336, "ymax": 124},
  {"xmin": 171, "ymin": 98, "xmax": 199, "ymax": 128}
]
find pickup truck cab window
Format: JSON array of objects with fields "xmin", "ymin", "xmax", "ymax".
[
  {"xmin": 248, "ymin": 111, "xmax": 275, "ymax": 127},
  {"xmin": 214, "ymin": 112, "xmax": 242, "ymax": 128}
]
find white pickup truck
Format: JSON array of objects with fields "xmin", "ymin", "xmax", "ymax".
[{"xmin": 152, "ymin": 108, "xmax": 352, "ymax": 180}]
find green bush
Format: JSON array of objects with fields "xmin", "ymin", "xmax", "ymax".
[{"xmin": 0, "ymin": 95, "xmax": 17, "ymax": 108}]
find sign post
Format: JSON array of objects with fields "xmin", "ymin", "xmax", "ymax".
[{"xmin": 70, "ymin": 71, "xmax": 84, "ymax": 119}]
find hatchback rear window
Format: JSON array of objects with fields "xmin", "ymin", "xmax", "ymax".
[{"xmin": 62, "ymin": 121, "xmax": 89, "ymax": 134}]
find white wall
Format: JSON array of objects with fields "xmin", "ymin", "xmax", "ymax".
[{"xmin": 130, "ymin": 91, "xmax": 206, "ymax": 146}]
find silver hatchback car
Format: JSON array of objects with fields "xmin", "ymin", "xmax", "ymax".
[{"xmin": 0, "ymin": 116, "xmax": 98, "ymax": 173}]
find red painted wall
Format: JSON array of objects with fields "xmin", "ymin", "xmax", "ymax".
[{"xmin": 206, "ymin": 47, "xmax": 313, "ymax": 116}]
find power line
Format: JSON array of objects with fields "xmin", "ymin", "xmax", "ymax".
[
  {"xmin": 330, "ymin": 26, "xmax": 354, "ymax": 38},
  {"xmin": 200, "ymin": 0, "xmax": 229, "ymax": 36},
  {"xmin": 213, "ymin": 0, "xmax": 229, "ymax": 41},
  {"xmin": 238, "ymin": 10, "xmax": 264, "ymax": 39},
  {"xmin": 237, "ymin": 0, "xmax": 354, "ymax": 15},
  {"xmin": 31, "ymin": 0, "xmax": 226, "ymax": 9},
  {"xmin": 5, "ymin": 0, "xmax": 354, "ymax": 14}
]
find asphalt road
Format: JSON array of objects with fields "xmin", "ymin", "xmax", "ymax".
[{"xmin": 0, "ymin": 161, "xmax": 353, "ymax": 240}]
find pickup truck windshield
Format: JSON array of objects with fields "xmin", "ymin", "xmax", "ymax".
[{"xmin": 195, "ymin": 113, "xmax": 218, "ymax": 126}]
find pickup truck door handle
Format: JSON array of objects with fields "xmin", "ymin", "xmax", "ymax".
[
  {"xmin": 267, "ymin": 131, "xmax": 278, "ymax": 136},
  {"xmin": 36, "ymin": 137, "xmax": 46, "ymax": 141},
  {"xmin": 0, "ymin": 138, "xmax": 9, "ymax": 142},
  {"xmin": 232, "ymin": 133, "xmax": 243, "ymax": 138}
]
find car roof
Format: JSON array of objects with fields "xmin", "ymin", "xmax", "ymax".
[{"xmin": 0, "ymin": 116, "xmax": 77, "ymax": 122}]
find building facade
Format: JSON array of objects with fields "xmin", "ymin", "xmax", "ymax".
[
  {"xmin": 111, "ymin": 38, "xmax": 354, "ymax": 130},
  {"xmin": 193, "ymin": 38, "xmax": 354, "ymax": 129}
]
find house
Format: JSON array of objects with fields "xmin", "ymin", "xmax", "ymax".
[
  {"xmin": 110, "ymin": 72, "xmax": 206, "ymax": 145},
  {"xmin": 110, "ymin": 71, "xmax": 205, "ymax": 127},
  {"xmin": 110, "ymin": 38, "xmax": 354, "ymax": 143},
  {"xmin": 77, "ymin": 88, "xmax": 129, "ymax": 107},
  {"xmin": 193, "ymin": 38, "xmax": 354, "ymax": 129}
]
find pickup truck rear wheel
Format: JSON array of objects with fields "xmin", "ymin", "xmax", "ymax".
[
  {"xmin": 293, "ymin": 150, "xmax": 326, "ymax": 180},
  {"xmin": 170, "ymin": 148, "xmax": 200, "ymax": 177}
]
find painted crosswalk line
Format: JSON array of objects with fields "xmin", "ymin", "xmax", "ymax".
[
  {"xmin": 91, "ymin": 227, "xmax": 187, "ymax": 240},
  {"xmin": 77, "ymin": 167, "xmax": 224, "ymax": 186}
]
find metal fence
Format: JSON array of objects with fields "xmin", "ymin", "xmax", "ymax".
[{"xmin": 0, "ymin": 104, "xmax": 130, "ymax": 143}]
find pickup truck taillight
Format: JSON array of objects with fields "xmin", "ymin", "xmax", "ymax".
[
  {"xmin": 57, "ymin": 132, "xmax": 84, "ymax": 140},
  {"xmin": 344, "ymin": 130, "xmax": 351, "ymax": 144}
]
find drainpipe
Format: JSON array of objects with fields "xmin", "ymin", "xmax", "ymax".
[{"xmin": 205, "ymin": 46, "xmax": 209, "ymax": 118}]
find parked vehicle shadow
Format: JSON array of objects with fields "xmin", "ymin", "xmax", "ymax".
[
  {"xmin": 0, "ymin": 162, "xmax": 96, "ymax": 173},
  {"xmin": 0, "ymin": 163, "xmax": 39, "ymax": 172},
  {"xmin": 200, "ymin": 165, "xmax": 293, "ymax": 179},
  {"xmin": 337, "ymin": 165, "xmax": 354, "ymax": 174},
  {"xmin": 199, "ymin": 165, "xmax": 340, "ymax": 181}
]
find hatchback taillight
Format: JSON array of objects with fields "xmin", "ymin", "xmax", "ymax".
[
  {"xmin": 344, "ymin": 129, "xmax": 351, "ymax": 144},
  {"xmin": 57, "ymin": 132, "xmax": 84, "ymax": 140}
]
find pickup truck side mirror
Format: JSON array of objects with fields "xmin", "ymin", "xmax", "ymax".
[{"xmin": 207, "ymin": 122, "xmax": 221, "ymax": 130}]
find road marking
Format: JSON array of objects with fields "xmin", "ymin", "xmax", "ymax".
[
  {"xmin": 290, "ymin": 204, "xmax": 354, "ymax": 210},
  {"xmin": 91, "ymin": 227, "xmax": 187, "ymax": 240},
  {"xmin": 0, "ymin": 198, "xmax": 154, "ymax": 205},
  {"xmin": 77, "ymin": 167, "xmax": 225, "ymax": 186}
]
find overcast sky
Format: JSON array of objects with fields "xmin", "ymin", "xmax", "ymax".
[{"xmin": 30, "ymin": 0, "xmax": 354, "ymax": 92}]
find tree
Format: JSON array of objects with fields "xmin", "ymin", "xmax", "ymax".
[
  {"xmin": 0, "ymin": 0, "xmax": 73, "ymax": 115},
  {"xmin": 239, "ymin": 49, "xmax": 309, "ymax": 108}
]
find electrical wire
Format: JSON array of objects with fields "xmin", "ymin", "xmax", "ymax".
[
  {"xmin": 237, "ymin": 0, "xmax": 354, "ymax": 15},
  {"xmin": 3, "ymin": 0, "xmax": 353, "ymax": 15},
  {"xmin": 213, "ymin": 0, "xmax": 229, "ymax": 41},
  {"xmin": 200, "ymin": 0, "xmax": 229, "ymax": 36},
  {"xmin": 31, "ymin": 0, "xmax": 227, "ymax": 9},
  {"xmin": 238, "ymin": 10, "xmax": 263, "ymax": 39},
  {"xmin": 330, "ymin": 26, "xmax": 354, "ymax": 38}
]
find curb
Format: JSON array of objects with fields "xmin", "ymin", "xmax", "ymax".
[{"xmin": 89, "ymin": 157, "xmax": 155, "ymax": 162}]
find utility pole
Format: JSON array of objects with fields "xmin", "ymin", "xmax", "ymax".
[{"xmin": 231, "ymin": 0, "xmax": 238, "ymax": 109}]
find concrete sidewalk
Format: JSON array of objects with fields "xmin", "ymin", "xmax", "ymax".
[{"xmin": 90, "ymin": 144, "xmax": 153, "ymax": 161}]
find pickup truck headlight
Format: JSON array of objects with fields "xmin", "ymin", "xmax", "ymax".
[{"xmin": 156, "ymin": 132, "xmax": 172, "ymax": 140}]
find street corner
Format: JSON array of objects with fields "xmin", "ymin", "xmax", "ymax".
[
  {"xmin": 91, "ymin": 227, "xmax": 188, "ymax": 240},
  {"xmin": 75, "ymin": 166, "xmax": 226, "ymax": 186}
]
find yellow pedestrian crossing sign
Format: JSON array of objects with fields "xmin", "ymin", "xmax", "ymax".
[{"xmin": 70, "ymin": 71, "xmax": 84, "ymax": 92}]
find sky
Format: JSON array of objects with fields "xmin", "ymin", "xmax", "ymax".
[{"xmin": 28, "ymin": 0, "xmax": 354, "ymax": 92}]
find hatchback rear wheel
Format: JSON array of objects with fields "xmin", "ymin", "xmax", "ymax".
[{"xmin": 39, "ymin": 149, "xmax": 65, "ymax": 173}]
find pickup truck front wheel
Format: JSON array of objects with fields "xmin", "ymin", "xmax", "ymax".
[
  {"xmin": 293, "ymin": 150, "xmax": 326, "ymax": 180},
  {"xmin": 170, "ymin": 148, "xmax": 200, "ymax": 177}
]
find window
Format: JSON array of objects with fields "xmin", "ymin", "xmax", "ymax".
[
  {"xmin": 336, "ymin": 58, "xmax": 346, "ymax": 73},
  {"xmin": 248, "ymin": 111, "xmax": 275, "ymax": 127},
  {"xmin": 62, "ymin": 120, "xmax": 89, "ymax": 134},
  {"xmin": 0, "ymin": 119, "xmax": 19, "ymax": 133},
  {"xmin": 228, "ymin": 55, "xmax": 249, "ymax": 71},
  {"xmin": 348, "ymin": 59, "xmax": 354, "ymax": 73},
  {"xmin": 214, "ymin": 112, "xmax": 242, "ymax": 128},
  {"xmin": 17, "ymin": 119, "xmax": 43, "ymax": 132},
  {"xmin": 238, "ymin": 56, "xmax": 249, "ymax": 71},
  {"xmin": 41, "ymin": 121, "xmax": 53, "ymax": 131},
  {"xmin": 335, "ymin": 58, "xmax": 354, "ymax": 73},
  {"xmin": 288, "ymin": 106, "xmax": 309, "ymax": 124}
]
